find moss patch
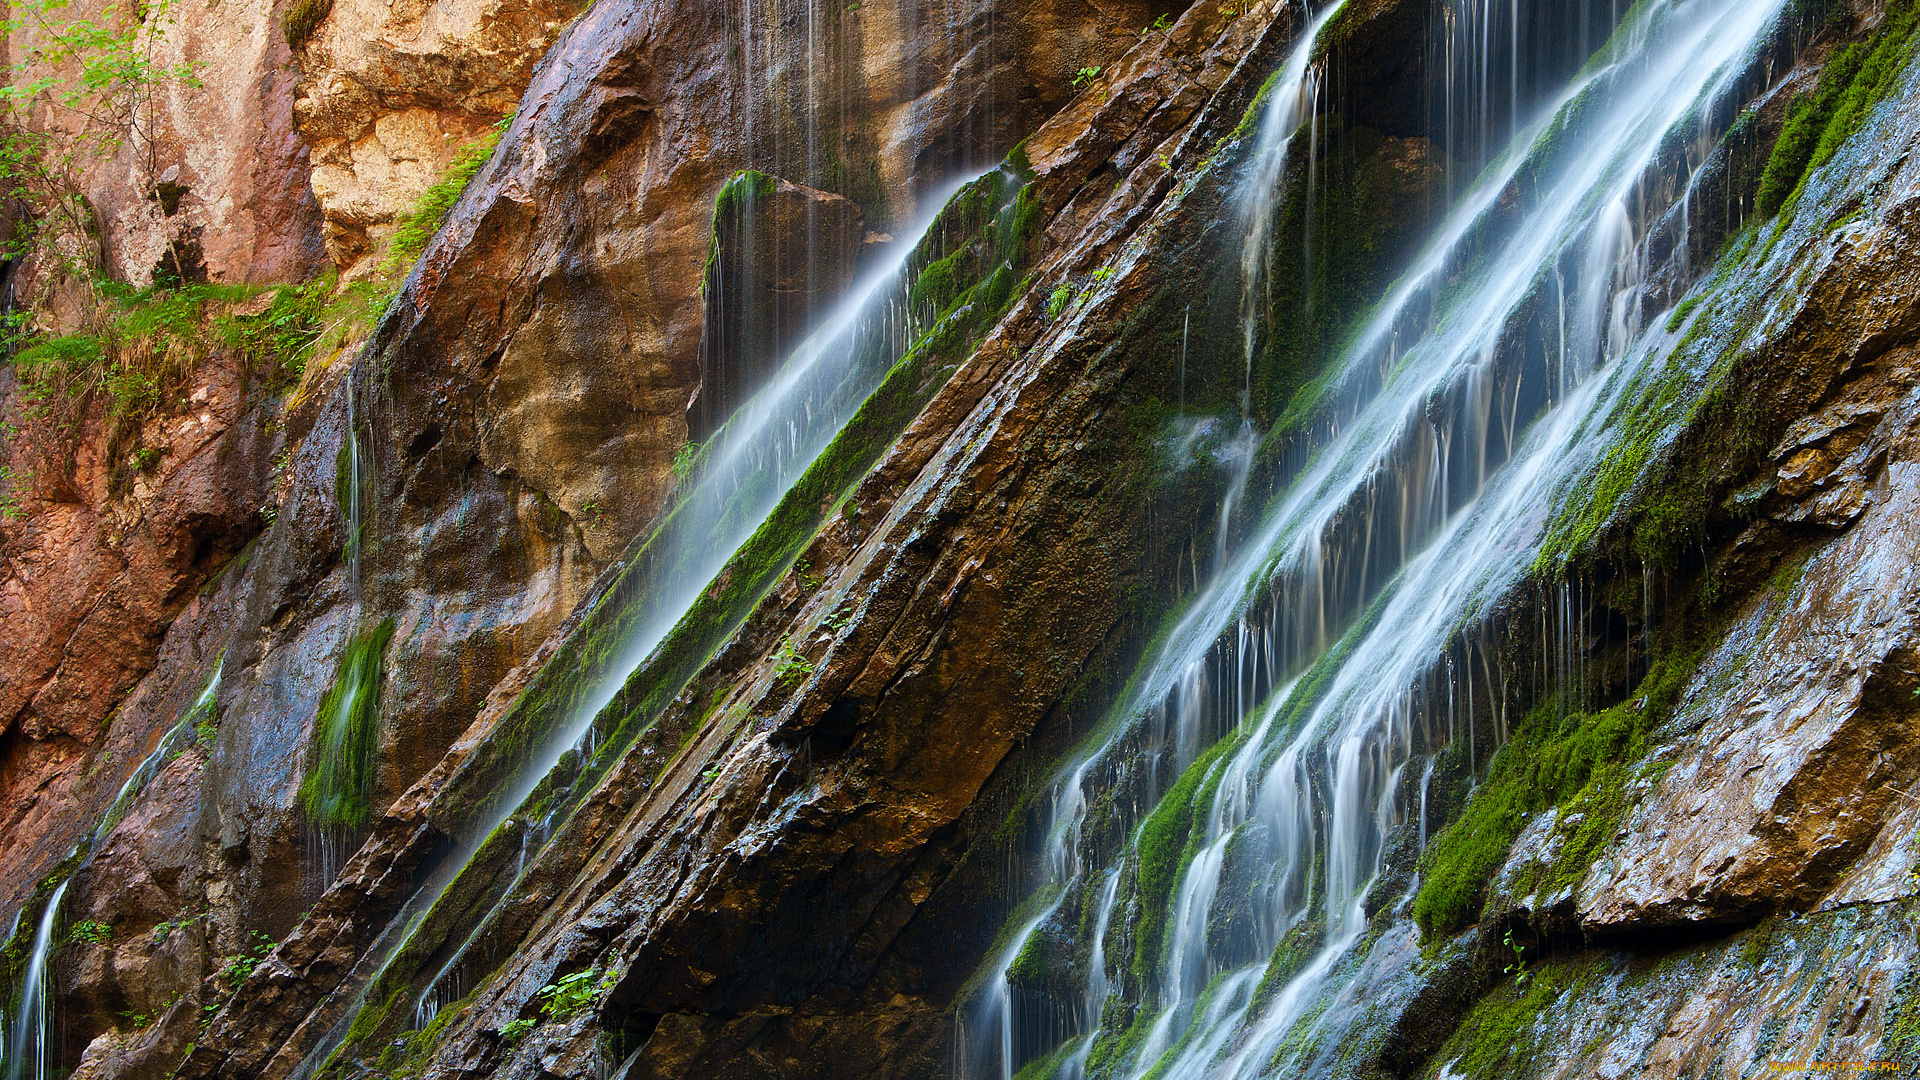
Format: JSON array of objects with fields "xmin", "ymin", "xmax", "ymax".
[
  {"xmin": 1131, "ymin": 737, "xmax": 1236, "ymax": 983},
  {"xmin": 300, "ymin": 618, "xmax": 396, "ymax": 829},
  {"xmin": 1426, "ymin": 955, "xmax": 1602, "ymax": 1076},
  {"xmin": 1411, "ymin": 643, "xmax": 1701, "ymax": 937},
  {"xmin": 1757, "ymin": 1, "xmax": 1920, "ymax": 219}
]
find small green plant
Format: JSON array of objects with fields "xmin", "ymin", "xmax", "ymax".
[
  {"xmin": 793, "ymin": 558, "xmax": 822, "ymax": 592},
  {"xmin": 497, "ymin": 1017, "xmax": 537, "ymax": 1045},
  {"xmin": 534, "ymin": 969, "xmax": 612, "ymax": 1021},
  {"xmin": 825, "ymin": 603, "xmax": 856, "ymax": 632},
  {"xmin": 1071, "ymin": 66, "xmax": 1102, "ymax": 89},
  {"xmin": 1046, "ymin": 283, "xmax": 1074, "ymax": 318},
  {"xmin": 130, "ymin": 446, "xmax": 160, "ymax": 472},
  {"xmin": 1089, "ymin": 266, "xmax": 1116, "ymax": 284},
  {"xmin": 67, "ymin": 919, "xmax": 110, "ymax": 944},
  {"xmin": 220, "ymin": 931, "xmax": 275, "ymax": 990},
  {"xmin": 1502, "ymin": 928, "xmax": 1530, "ymax": 985},
  {"xmin": 671, "ymin": 439, "xmax": 702, "ymax": 480},
  {"xmin": 1139, "ymin": 12, "xmax": 1172, "ymax": 37},
  {"xmin": 0, "ymin": 465, "xmax": 23, "ymax": 521},
  {"xmin": 773, "ymin": 638, "xmax": 815, "ymax": 686},
  {"xmin": 578, "ymin": 499, "xmax": 609, "ymax": 527},
  {"xmin": 151, "ymin": 919, "xmax": 185, "ymax": 944}
]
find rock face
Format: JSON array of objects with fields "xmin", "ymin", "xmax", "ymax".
[
  {"xmin": 0, "ymin": 349, "xmax": 272, "ymax": 916},
  {"xmin": 10, "ymin": 1, "xmax": 1920, "ymax": 1080},
  {"xmin": 0, "ymin": 0, "xmax": 325, "ymax": 287},
  {"xmin": 290, "ymin": 0, "xmax": 584, "ymax": 271}
]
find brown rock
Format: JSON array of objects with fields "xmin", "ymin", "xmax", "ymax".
[{"xmin": 1582, "ymin": 428, "xmax": 1920, "ymax": 930}]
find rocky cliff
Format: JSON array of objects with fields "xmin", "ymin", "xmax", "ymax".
[{"xmin": 3, "ymin": 1, "xmax": 1920, "ymax": 1079}]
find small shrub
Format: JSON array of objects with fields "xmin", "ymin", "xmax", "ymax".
[
  {"xmin": 534, "ymin": 969, "xmax": 611, "ymax": 1020},
  {"xmin": 221, "ymin": 931, "xmax": 275, "ymax": 989},
  {"xmin": 671, "ymin": 440, "xmax": 701, "ymax": 480},
  {"xmin": 773, "ymin": 638, "xmax": 814, "ymax": 686},
  {"xmin": 67, "ymin": 919, "xmax": 110, "ymax": 944},
  {"xmin": 497, "ymin": 1017, "xmax": 537, "ymax": 1045}
]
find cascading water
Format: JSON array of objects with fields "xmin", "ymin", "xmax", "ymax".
[
  {"xmin": 959, "ymin": 6, "xmax": 1341, "ymax": 1071},
  {"xmin": 964, "ymin": 0, "xmax": 1788, "ymax": 1076},
  {"xmin": 1, "ymin": 881, "xmax": 70, "ymax": 1080},
  {"xmin": 279, "ymin": 169, "xmax": 995, "ymax": 1071},
  {"xmin": 304, "ymin": 374, "xmax": 379, "ymax": 891},
  {"xmin": 0, "ymin": 662, "xmax": 221, "ymax": 1080},
  {"xmin": 469, "ymin": 167, "xmax": 984, "ymax": 842}
]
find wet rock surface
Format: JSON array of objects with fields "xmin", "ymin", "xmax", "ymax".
[{"xmin": 10, "ymin": 1, "xmax": 1920, "ymax": 1079}]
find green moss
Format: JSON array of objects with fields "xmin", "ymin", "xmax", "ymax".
[
  {"xmin": 1085, "ymin": 1007, "xmax": 1158, "ymax": 1079},
  {"xmin": 1411, "ymin": 644, "xmax": 1703, "ymax": 937},
  {"xmin": 1132, "ymin": 738, "xmax": 1236, "ymax": 982},
  {"xmin": 1663, "ymin": 294, "xmax": 1703, "ymax": 334},
  {"xmin": 701, "ymin": 170, "xmax": 780, "ymax": 290},
  {"xmin": 1430, "ymin": 956, "xmax": 1600, "ymax": 1075},
  {"xmin": 281, "ymin": 0, "xmax": 332, "ymax": 47},
  {"xmin": 299, "ymin": 619, "xmax": 396, "ymax": 829},
  {"xmin": 1245, "ymin": 917, "xmax": 1326, "ymax": 1016},
  {"xmin": 360, "ymin": 990, "xmax": 471, "ymax": 1079},
  {"xmin": 1887, "ymin": 946, "xmax": 1920, "ymax": 1069},
  {"xmin": 1757, "ymin": 1, "xmax": 1920, "ymax": 219},
  {"xmin": 1011, "ymin": 1039, "xmax": 1081, "ymax": 1080},
  {"xmin": 382, "ymin": 118, "xmax": 510, "ymax": 276}
]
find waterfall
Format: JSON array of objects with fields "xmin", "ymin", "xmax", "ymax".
[
  {"xmin": 966, "ymin": 0, "xmax": 1787, "ymax": 1075},
  {"xmin": 1, "ymin": 880, "xmax": 70, "ymax": 1080},
  {"xmin": 279, "ymin": 169, "xmax": 995, "ymax": 1069},
  {"xmin": 0, "ymin": 661, "xmax": 222, "ymax": 1080},
  {"xmin": 475, "ymin": 168, "xmax": 986, "ymax": 837},
  {"xmin": 306, "ymin": 374, "xmax": 378, "ymax": 890}
]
